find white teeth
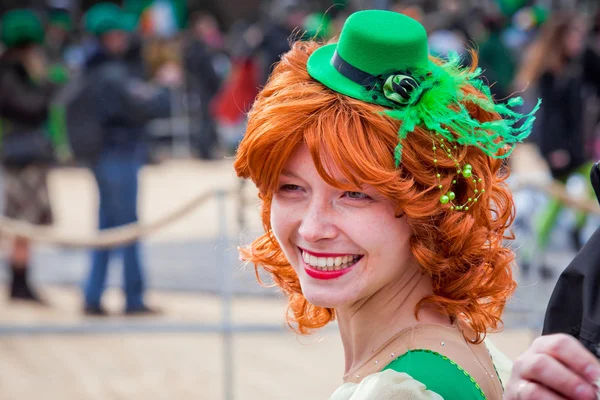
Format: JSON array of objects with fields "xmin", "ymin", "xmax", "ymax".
[
  {"xmin": 301, "ymin": 250, "xmax": 361, "ymax": 271},
  {"xmin": 303, "ymin": 252, "xmax": 310, "ymax": 263}
]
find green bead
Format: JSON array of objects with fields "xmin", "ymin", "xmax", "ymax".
[
  {"xmin": 448, "ymin": 191, "xmax": 455, "ymax": 200},
  {"xmin": 465, "ymin": 206, "xmax": 469, "ymax": 211},
  {"xmin": 436, "ymin": 173, "xmax": 441, "ymax": 178},
  {"xmin": 462, "ymin": 169, "xmax": 472, "ymax": 178},
  {"xmin": 474, "ymin": 198, "xmax": 478, "ymax": 202},
  {"xmin": 434, "ymin": 159, "xmax": 438, "ymax": 163},
  {"xmin": 452, "ymin": 180, "xmax": 456, "ymax": 184},
  {"xmin": 468, "ymin": 198, "xmax": 472, "ymax": 201},
  {"xmin": 474, "ymin": 189, "xmax": 478, "ymax": 193},
  {"xmin": 463, "ymin": 164, "xmax": 472, "ymax": 171},
  {"xmin": 432, "ymin": 146, "xmax": 436, "ymax": 150},
  {"xmin": 438, "ymin": 184, "xmax": 443, "ymax": 189},
  {"xmin": 481, "ymin": 189, "xmax": 485, "ymax": 193},
  {"xmin": 478, "ymin": 178, "xmax": 482, "ymax": 182},
  {"xmin": 440, "ymin": 195, "xmax": 449, "ymax": 204},
  {"xmin": 450, "ymin": 206, "xmax": 455, "ymax": 210}
]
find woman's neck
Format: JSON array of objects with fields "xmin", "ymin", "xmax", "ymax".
[{"xmin": 336, "ymin": 265, "xmax": 450, "ymax": 374}]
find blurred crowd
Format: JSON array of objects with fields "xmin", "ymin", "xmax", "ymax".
[{"xmin": 0, "ymin": 0, "xmax": 599, "ymax": 310}]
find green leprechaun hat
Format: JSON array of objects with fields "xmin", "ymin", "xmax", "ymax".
[
  {"xmin": 0, "ymin": 9, "xmax": 45, "ymax": 49},
  {"xmin": 307, "ymin": 10, "xmax": 429, "ymax": 108},
  {"xmin": 84, "ymin": 3, "xmax": 126, "ymax": 36},
  {"xmin": 307, "ymin": 10, "xmax": 540, "ymax": 166}
]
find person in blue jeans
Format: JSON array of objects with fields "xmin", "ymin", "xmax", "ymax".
[
  {"xmin": 82, "ymin": 4, "xmax": 174, "ymax": 315},
  {"xmin": 85, "ymin": 146, "xmax": 147, "ymax": 314}
]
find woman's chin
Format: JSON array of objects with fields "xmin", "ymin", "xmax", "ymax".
[
  {"xmin": 293, "ymin": 262, "xmax": 359, "ymax": 308},
  {"xmin": 302, "ymin": 287, "xmax": 352, "ymax": 309}
]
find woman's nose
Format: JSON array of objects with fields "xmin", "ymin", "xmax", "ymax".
[{"xmin": 297, "ymin": 199, "xmax": 338, "ymax": 243}]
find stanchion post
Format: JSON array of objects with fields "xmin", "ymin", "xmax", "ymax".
[{"xmin": 216, "ymin": 190, "xmax": 234, "ymax": 400}]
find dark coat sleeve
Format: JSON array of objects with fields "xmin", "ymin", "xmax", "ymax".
[
  {"xmin": 543, "ymin": 226, "xmax": 600, "ymax": 357},
  {"xmin": 0, "ymin": 66, "xmax": 54, "ymax": 124},
  {"xmin": 94, "ymin": 64, "xmax": 171, "ymax": 127},
  {"xmin": 184, "ymin": 41, "xmax": 221, "ymax": 98},
  {"xmin": 583, "ymin": 46, "xmax": 600, "ymax": 96}
]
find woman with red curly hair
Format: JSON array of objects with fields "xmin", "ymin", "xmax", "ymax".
[{"xmin": 234, "ymin": 10, "xmax": 550, "ymax": 399}]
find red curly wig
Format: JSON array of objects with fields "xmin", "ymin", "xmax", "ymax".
[{"xmin": 234, "ymin": 40, "xmax": 517, "ymax": 343}]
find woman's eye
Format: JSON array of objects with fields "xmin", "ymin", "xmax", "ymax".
[
  {"xmin": 280, "ymin": 184, "xmax": 302, "ymax": 192},
  {"xmin": 345, "ymin": 191, "xmax": 371, "ymax": 200}
]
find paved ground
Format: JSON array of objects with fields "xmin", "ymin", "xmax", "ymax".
[{"xmin": 0, "ymin": 286, "xmax": 536, "ymax": 400}]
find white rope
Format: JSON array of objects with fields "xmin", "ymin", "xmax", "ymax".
[
  {"xmin": 0, "ymin": 188, "xmax": 237, "ymax": 248},
  {"xmin": 510, "ymin": 177, "xmax": 600, "ymax": 215}
]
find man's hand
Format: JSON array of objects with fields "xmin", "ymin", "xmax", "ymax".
[{"xmin": 504, "ymin": 334, "xmax": 600, "ymax": 399}]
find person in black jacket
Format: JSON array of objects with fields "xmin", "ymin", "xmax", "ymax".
[
  {"xmin": 183, "ymin": 12, "xmax": 223, "ymax": 159},
  {"xmin": 82, "ymin": 4, "xmax": 173, "ymax": 316},
  {"xmin": 0, "ymin": 9, "xmax": 58, "ymax": 302}
]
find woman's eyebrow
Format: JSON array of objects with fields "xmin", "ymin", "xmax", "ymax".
[{"xmin": 280, "ymin": 169, "xmax": 300, "ymax": 178}]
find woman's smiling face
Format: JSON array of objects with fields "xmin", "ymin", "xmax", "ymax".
[{"xmin": 270, "ymin": 144, "xmax": 415, "ymax": 308}]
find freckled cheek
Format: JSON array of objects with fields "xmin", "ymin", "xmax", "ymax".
[
  {"xmin": 270, "ymin": 203, "xmax": 286, "ymax": 243},
  {"xmin": 353, "ymin": 221, "xmax": 408, "ymax": 269},
  {"xmin": 270, "ymin": 200, "xmax": 302, "ymax": 249}
]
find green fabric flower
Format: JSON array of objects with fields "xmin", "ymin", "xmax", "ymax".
[{"xmin": 382, "ymin": 75, "xmax": 419, "ymax": 106}]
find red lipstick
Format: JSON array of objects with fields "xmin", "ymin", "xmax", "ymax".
[{"xmin": 304, "ymin": 263, "xmax": 353, "ymax": 280}]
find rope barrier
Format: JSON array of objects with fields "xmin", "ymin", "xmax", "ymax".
[
  {"xmin": 0, "ymin": 188, "xmax": 238, "ymax": 248},
  {"xmin": 510, "ymin": 177, "xmax": 600, "ymax": 215}
]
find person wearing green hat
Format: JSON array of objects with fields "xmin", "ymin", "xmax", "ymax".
[
  {"xmin": 0, "ymin": 8, "xmax": 61, "ymax": 303},
  {"xmin": 79, "ymin": 3, "xmax": 173, "ymax": 316},
  {"xmin": 44, "ymin": 7, "xmax": 72, "ymax": 77},
  {"xmin": 232, "ymin": 9, "xmax": 600, "ymax": 400}
]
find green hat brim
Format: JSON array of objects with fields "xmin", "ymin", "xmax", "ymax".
[
  {"xmin": 307, "ymin": 43, "xmax": 435, "ymax": 108},
  {"xmin": 307, "ymin": 43, "xmax": 394, "ymax": 108}
]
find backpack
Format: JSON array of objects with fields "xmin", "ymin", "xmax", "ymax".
[{"xmin": 53, "ymin": 71, "xmax": 103, "ymax": 164}]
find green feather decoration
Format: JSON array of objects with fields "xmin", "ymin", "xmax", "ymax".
[{"xmin": 383, "ymin": 52, "xmax": 541, "ymax": 167}]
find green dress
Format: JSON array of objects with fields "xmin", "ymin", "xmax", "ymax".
[
  {"xmin": 330, "ymin": 325, "xmax": 509, "ymax": 400},
  {"xmin": 384, "ymin": 349, "xmax": 500, "ymax": 399}
]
